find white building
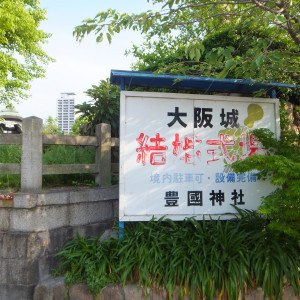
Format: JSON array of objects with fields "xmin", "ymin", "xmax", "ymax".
[{"xmin": 57, "ymin": 93, "xmax": 75, "ymax": 133}]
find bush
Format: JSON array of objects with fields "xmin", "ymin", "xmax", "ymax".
[
  {"xmin": 54, "ymin": 211, "xmax": 300, "ymax": 299},
  {"xmin": 231, "ymin": 102, "xmax": 300, "ymax": 243}
]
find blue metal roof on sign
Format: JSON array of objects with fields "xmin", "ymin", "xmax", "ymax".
[{"xmin": 110, "ymin": 69, "xmax": 296, "ymax": 97}]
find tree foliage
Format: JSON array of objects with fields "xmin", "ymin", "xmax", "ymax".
[
  {"xmin": 75, "ymin": 79, "xmax": 120, "ymax": 136},
  {"xmin": 0, "ymin": 0, "xmax": 53, "ymax": 106},
  {"xmin": 130, "ymin": 28, "xmax": 298, "ymax": 85},
  {"xmin": 231, "ymin": 103, "xmax": 300, "ymax": 241},
  {"xmin": 74, "ymin": 0, "xmax": 299, "ymax": 84},
  {"xmin": 43, "ymin": 116, "xmax": 62, "ymax": 135},
  {"xmin": 71, "ymin": 117, "xmax": 89, "ymax": 136}
]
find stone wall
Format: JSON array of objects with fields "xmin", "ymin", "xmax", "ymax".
[
  {"xmin": 33, "ymin": 279, "xmax": 299, "ymax": 300},
  {"xmin": 0, "ymin": 187, "xmax": 118, "ymax": 300}
]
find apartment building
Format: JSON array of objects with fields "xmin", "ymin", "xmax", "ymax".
[{"xmin": 57, "ymin": 92, "xmax": 75, "ymax": 133}]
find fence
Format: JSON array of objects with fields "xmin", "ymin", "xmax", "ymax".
[{"xmin": 0, "ymin": 117, "xmax": 119, "ymax": 193}]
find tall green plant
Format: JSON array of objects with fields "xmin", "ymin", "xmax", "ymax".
[
  {"xmin": 0, "ymin": 144, "xmax": 96, "ymax": 189},
  {"xmin": 55, "ymin": 232, "xmax": 121, "ymax": 294},
  {"xmin": 43, "ymin": 116, "xmax": 62, "ymax": 134},
  {"xmin": 42, "ymin": 145, "xmax": 95, "ymax": 187},
  {"xmin": 55, "ymin": 213, "xmax": 300, "ymax": 299},
  {"xmin": 231, "ymin": 102, "xmax": 300, "ymax": 241},
  {"xmin": 0, "ymin": 145, "xmax": 21, "ymax": 189},
  {"xmin": 75, "ymin": 79, "xmax": 120, "ymax": 136}
]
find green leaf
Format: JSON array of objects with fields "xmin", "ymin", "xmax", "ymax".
[
  {"xmin": 207, "ymin": 50, "xmax": 218, "ymax": 64},
  {"xmin": 276, "ymin": 15, "xmax": 286, "ymax": 23},
  {"xmin": 96, "ymin": 33, "xmax": 103, "ymax": 43},
  {"xmin": 255, "ymin": 54, "xmax": 264, "ymax": 67},
  {"xmin": 189, "ymin": 47, "xmax": 195, "ymax": 60},
  {"xmin": 106, "ymin": 33, "xmax": 112, "ymax": 43},
  {"xmin": 225, "ymin": 59, "xmax": 235, "ymax": 70},
  {"xmin": 199, "ymin": 42, "xmax": 205, "ymax": 55},
  {"xmin": 223, "ymin": 48, "xmax": 232, "ymax": 59},
  {"xmin": 250, "ymin": 60, "xmax": 258, "ymax": 71},
  {"xmin": 218, "ymin": 68, "xmax": 229, "ymax": 79},
  {"xmin": 195, "ymin": 48, "xmax": 201, "ymax": 61},
  {"xmin": 82, "ymin": 18, "xmax": 94, "ymax": 23},
  {"xmin": 270, "ymin": 54, "xmax": 282, "ymax": 63}
]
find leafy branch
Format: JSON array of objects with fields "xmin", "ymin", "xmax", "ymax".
[{"xmin": 231, "ymin": 104, "xmax": 300, "ymax": 241}]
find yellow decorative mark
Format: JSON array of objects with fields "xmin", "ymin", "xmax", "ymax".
[{"xmin": 244, "ymin": 104, "xmax": 264, "ymax": 128}]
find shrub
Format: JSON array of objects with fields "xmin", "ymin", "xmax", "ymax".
[
  {"xmin": 231, "ymin": 102, "xmax": 300, "ymax": 243},
  {"xmin": 54, "ymin": 211, "xmax": 300, "ymax": 299}
]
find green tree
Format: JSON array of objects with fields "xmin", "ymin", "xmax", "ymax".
[
  {"xmin": 43, "ymin": 116, "xmax": 62, "ymax": 134},
  {"xmin": 232, "ymin": 104, "xmax": 300, "ymax": 242},
  {"xmin": 75, "ymin": 79, "xmax": 120, "ymax": 136},
  {"xmin": 74, "ymin": 0, "xmax": 299, "ymax": 84},
  {"xmin": 0, "ymin": 0, "xmax": 53, "ymax": 106},
  {"xmin": 129, "ymin": 27, "xmax": 298, "ymax": 86},
  {"xmin": 70, "ymin": 116, "xmax": 89, "ymax": 135}
]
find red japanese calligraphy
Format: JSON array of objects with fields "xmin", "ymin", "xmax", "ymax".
[
  {"xmin": 136, "ymin": 133, "xmax": 149, "ymax": 166},
  {"xmin": 207, "ymin": 149, "xmax": 220, "ymax": 165},
  {"xmin": 172, "ymin": 133, "xmax": 182, "ymax": 156},
  {"xmin": 136, "ymin": 133, "xmax": 168, "ymax": 166},
  {"xmin": 172, "ymin": 134, "xmax": 202, "ymax": 165},
  {"xmin": 207, "ymin": 133, "xmax": 236, "ymax": 163},
  {"xmin": 239, "ymin": 133, "xmax": 265, "ymax": 158},
  {"xmin": 136, "ymin": 131, "xmax": 266, "ymax": 166}
]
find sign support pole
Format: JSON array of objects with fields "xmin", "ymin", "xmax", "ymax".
[
  {"xmin": 119, "ymin": 78, "xmax": 125, "ymax": 239},
  {"xmin": 119, "ymin": 221, "xmax": 125, "ymax": 239}
]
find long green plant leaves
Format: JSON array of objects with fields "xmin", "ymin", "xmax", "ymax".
[{"xmin": 55, "ymin": 211, "xmax": 300, "ymax": 299}]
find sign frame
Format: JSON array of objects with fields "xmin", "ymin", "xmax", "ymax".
[{"xmin": 119, "ymin": 91, "xmax": 280, "ymax": 222}]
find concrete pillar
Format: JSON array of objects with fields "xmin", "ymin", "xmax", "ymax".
[
  {"xmin": 95, "ymin": 123, "xmax": 111, "ymax": 187},
  {"xmin": 21, "ymin": 117, "xmax": 43, "ymax": 193}
]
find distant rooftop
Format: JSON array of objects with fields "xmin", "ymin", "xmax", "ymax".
[
  {"xmin": 110, "ymin": 70, "xmax": 296, "ymax": 97},
  {"xmin": 0, "ymin": 108, "xmax": 22, "ymax": 120}
]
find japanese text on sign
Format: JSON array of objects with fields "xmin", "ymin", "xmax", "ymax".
[{"xmin": 120, "ymin": 92, "xmax": 279, "ymax": 221}]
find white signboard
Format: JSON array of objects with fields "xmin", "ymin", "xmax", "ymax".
[{"xmin": 119, "ymin": 91, "xmax": 280, "ymax": 221}]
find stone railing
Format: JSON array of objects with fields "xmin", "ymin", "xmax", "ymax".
[
  {"xmin": 0, "ymin": 117, "xmax": 120, "ymax": 299},
  {"xmin": 0, "ymin": 117, "xmax": 119, "ymax": 192}
]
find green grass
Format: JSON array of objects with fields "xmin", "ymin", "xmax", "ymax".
[
  {"xmin": 54, "ymin": 209, "xmax": 300, "ymax": 299},
  {"xmin": 0, "ymin": 145, "xmax": 96, "ymax": 189},
  {"xmin": 42, "ymin": 145, "xmax": 95, "ymax": 187},
  {"xmin": 0, "ymin": 145, "xmax": 21, "ymax": 189}
]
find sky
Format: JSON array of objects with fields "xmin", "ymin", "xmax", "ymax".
[{"xmin": 14, "ymin": 0, "xmax": 156, "ymax": 121}]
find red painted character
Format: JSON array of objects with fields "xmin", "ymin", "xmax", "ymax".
[
  {"xmin": 239, "ymin": 133, "xmax": 266, "ymax": 159},
  {"xmin": 207, "ymin": 133, "xmax": 236, "ymax": 163},
  {"xmin": 136, "ymin": 133, "xmax": 168, "ymax": 166},
  {"xmin": 172, "ymin": 134, "xmax": 202, "ymax": 165}
]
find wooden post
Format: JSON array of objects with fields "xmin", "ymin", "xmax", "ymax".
[
  {"xmin": 95, "ymin": 123, "xmax": 111, "ymax": 187},
  {"xmin": 21, "ymin": 117, "xmax": 43, "ymax": 193}
]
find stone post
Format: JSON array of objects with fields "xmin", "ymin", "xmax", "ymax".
[
  {"xmin": 21, "ymin": 117, "xmax": 43, "ymax": 193},
  {"xmin": 95, "ymin": 123, "xmax": 111, "ymax": 187}
]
